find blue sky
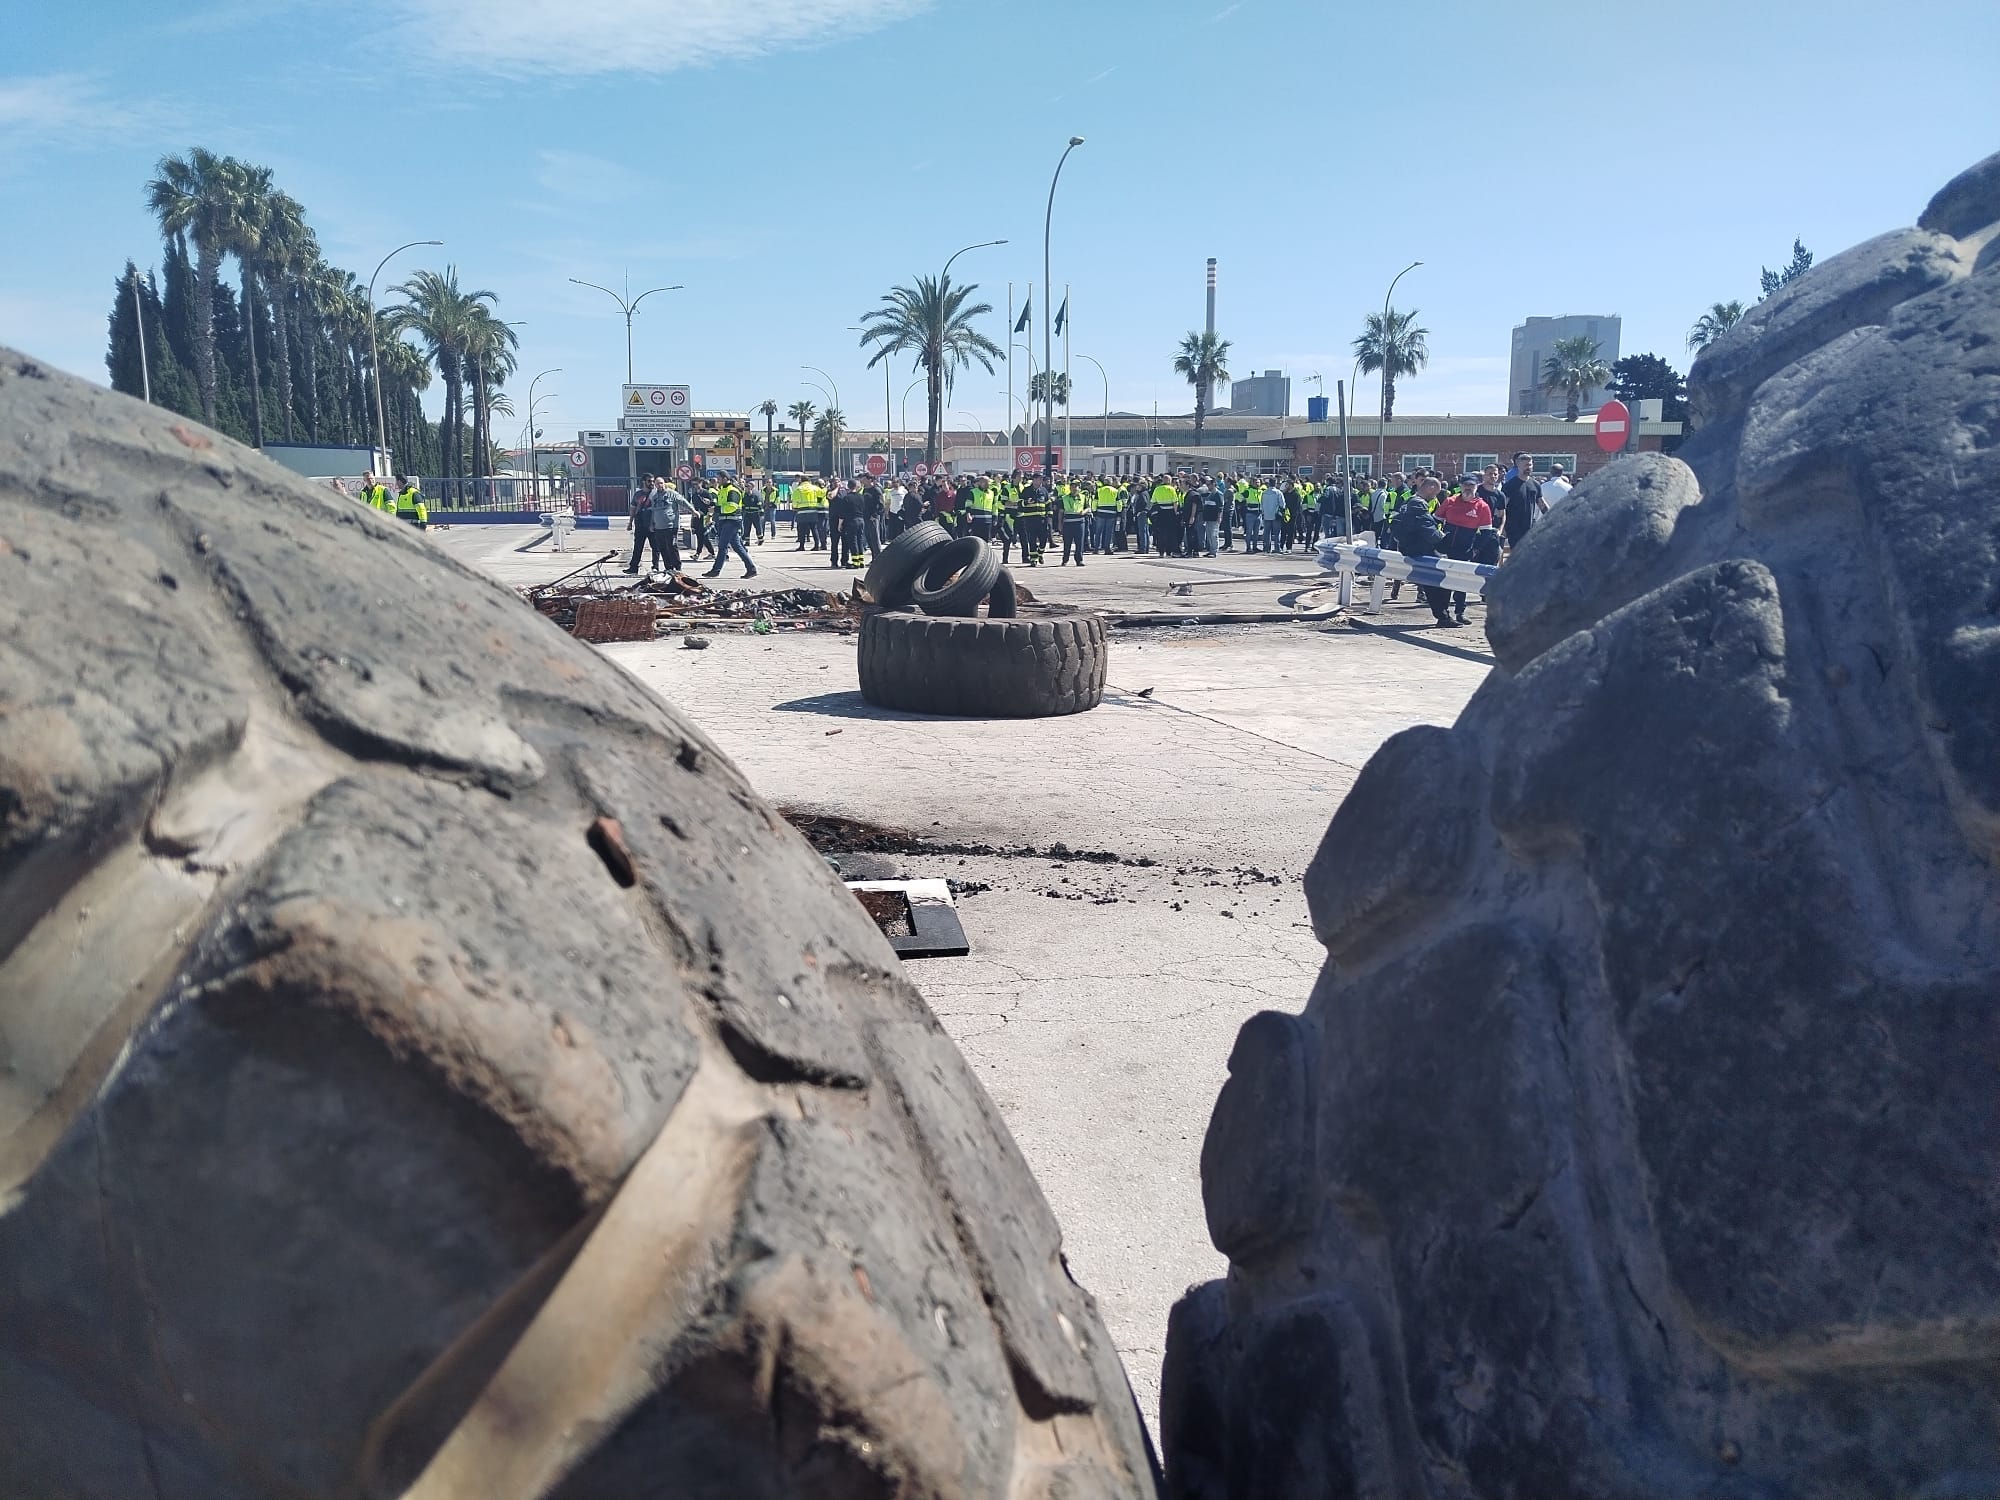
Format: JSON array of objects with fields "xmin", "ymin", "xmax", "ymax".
[{"xmin": 3, "ymin": 0, "xmax": 1995, "ymax": 443}]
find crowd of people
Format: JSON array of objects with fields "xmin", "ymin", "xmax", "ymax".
[{"xmin": 615, "ymin": 454, "xmax": 1575, "ymax": 605}]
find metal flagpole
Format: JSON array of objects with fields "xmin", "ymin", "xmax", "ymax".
[
  {"xmin": 1062, "ymin": 283, "xmax": 1072, "ymax": 465},
  {"xmin": 1337, "ymin": 377, "xmax": 1354, "ymax": 609},
  {"xmin": 130, "ymin": 266, "xmax": 152, "ymax": 404},
  {"xmin": 1007, "ymin": 282, "xmax": 1014, "ymax": 455}
]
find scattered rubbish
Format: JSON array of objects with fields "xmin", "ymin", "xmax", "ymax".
[
  {"xmin": 571, "ymin": 596, "xmax": 659, "ymax": 643},
  {"xmin": 522, "ymin": 567, "xmax": 864, "ymax": 637},
  {"xmin": 1136, "ymin": 687, "xmax": 1155, "ymax": 698},
  {"xmin": 844, "ymin": 879, "xmax": 969, "ymax": 959},
  {"xmin": 825, "ymin": 728, "xmax": 843, "ymax": 736}
]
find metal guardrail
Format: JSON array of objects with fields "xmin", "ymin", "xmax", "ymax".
[{"xmin": 1317, "ymin": 537, "xmax": 1500, "ymax": 614}]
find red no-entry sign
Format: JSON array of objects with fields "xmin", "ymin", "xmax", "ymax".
[{"xmin": 1595, "ymin": 398, "xmax": 1631, "ymax": 454}]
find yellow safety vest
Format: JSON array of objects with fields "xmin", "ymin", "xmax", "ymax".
[
  {"xmin": 1094, "ymin": 484, "xmax": 1120, "ymax": 514},
  {"xmin": 717, "ymin": 486, "xmax": 742, "ymax": 516},
  {"xmin": 1060, "ymin": 487, "xmax": 1088, "ymax": 517},
  {"xmin": 394, "ymin": 486, "xmax": 426, "ymax": 524},
  {"xmin": 968, "ymin": 485, "xmax": 996, "ymax": 514}
]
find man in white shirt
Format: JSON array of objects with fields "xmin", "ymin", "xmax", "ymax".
[{"xmin": 1542, "ymin": 464, "xmax": 1574, "ymax": 509}]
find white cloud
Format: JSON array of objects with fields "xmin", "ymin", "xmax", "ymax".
[
  {"xmin": 385, "ymin": 0, "xmax": 933, "ymax": 78},
  {"xmin": 0, "ymin": 73, "xmax": 168, "ymax": 148}
]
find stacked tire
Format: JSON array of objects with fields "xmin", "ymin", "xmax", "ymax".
[{"xmin": 859, "ymin": 525, "xmax": 1106, "ymax": 717}]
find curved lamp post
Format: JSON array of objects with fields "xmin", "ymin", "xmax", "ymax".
[
  {"xmin": 1374, "ymin": 259, "xmax": 1421, "ymax": 477},
  {"xmin": 367, "ymin": 238, "xmax": 442, "ymax": 463},
  {"xmin": 1041, "ymin": 137, "xmax": 1084, "ymax": 486}
]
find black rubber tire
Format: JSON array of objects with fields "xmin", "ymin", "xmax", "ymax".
[
  {"xmin": 857, "ymin": 609, "xmax": 1107, "ymax": 717},
  {"xmin": 987, "ymin": 567, "xmax": 1019, "ymax": 618},
  {"xmin": 861, "ymin": 519, "xmax": 951, "ymax": 609},
  {"xmin": 911, "ymin": 536, "xmax": 1002, "ymax": 618},
  {"xmin": 0, "ymin": 349, "xmax": 1158, "ymax": 1500}
]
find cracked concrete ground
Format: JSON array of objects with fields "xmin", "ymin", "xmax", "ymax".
[{"xmin": 436, "ymin": 523, "xmax": 1490, "ymax": 1429}]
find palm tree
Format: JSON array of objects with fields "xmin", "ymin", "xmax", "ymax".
[
  {"xmin": 1541, "ymin": 335, "xmax": 1612, "ymax": 422},
  {"xmin": 389, "ymin": 266, "xmax": 496, "ymax": 485},
  {"xmin": 256, "ymin": 191, "xmax": 310, "ymax": 442},
  {"xmin": 757, "ymin": 399, "xmax": 778, "ymax": 476},
  {"xmin": 377, "ymin": 336, "xmax": 433, "ymax": 474},
  {"xmin": 787, "ymin": 399, "xmax": 816, "ymax": 471},
  {"xmin": 1028, "ymin": 370, "xmax": 1071, "ymax": 408},
  {"xmin": 1686, "ymin": 300, "xmax": 1747, "ymax": 352},
  {"xmin": 462, "ymin": 305, "xmax": 518, "ymax": 482},
  {"xmin": 856, "ymin": 272, "xmax": 1002, "ymax": 466},
  {"xmin": 813, "ymin": 407, "xmax": 847, "ymax": 474},
  {"xmin": 211, "ymin": 157, "xmax": 276, "ymax": 447},
  {"xmin": 145, "ymin": 147, "xmax": 242, "ymax": 426},
  {"xmin": 1352, "ymin": 307, "xmax": 1429, "ymax": 423},
  {"xmin": 1172, "ymin": 331, "xmax": 1232, "ymax": 447}
]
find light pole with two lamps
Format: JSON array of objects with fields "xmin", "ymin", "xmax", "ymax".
[{"xmin": 367, "ymin": 238, "xmax": 442, "ymax": 467}]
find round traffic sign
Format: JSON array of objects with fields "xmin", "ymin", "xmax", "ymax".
[
  {"xmin": 668, "ymin": 388, "xmax": 688, "ymax": 408},
  {"xmin": 676, "ymin": 464, "xmax": 694, "ymax": 481},
  {"xmin": 567, "ymin": 447, "xmax": 588, "ymax": 469},
  {"xmin": 912, "ymin": 462, "xmax": 929, "ymax": 477},
  {"xmin": 1594, "ymin": 398, "xmax": 1631, "ymax": 454},
  {"xmin": 649, "ymin": 389, "xmax": 667, "ymax": 407}
]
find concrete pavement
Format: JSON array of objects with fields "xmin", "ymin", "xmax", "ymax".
[{"xmin": 433, "ymin": 519, "xmax": 1492, "ymax": 1427}]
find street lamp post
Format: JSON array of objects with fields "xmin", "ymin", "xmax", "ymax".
[
  {"xmin": 942, "ymin": 238, "xmax": 1007, "ymax": 283},
  {"xmin": 802, "ymin": 375, "xmax": 835, "ymax": 474},
  {"xmin": 1077, "ymin": 353, "xmax": 1109, "ymax": 450},
  {"xmin": 367, "ymin": 238, "xmax": 442, "ymax": 468},
  {"xmin": 129, "ymin": 266, "xmax": 152, "ymax": 404},
  {"xmin": 848, "ymin": 327, "xmax": 893, "ymax": 474},
  {"xmin": 523, "ymin": 367, "xmax": 560, "ymax": 503},
  {"xmin": 568, "ymin": 275, "xmax": 684, "ymax": 383},
  {"xmin": 571, "ymin": 275, "xmax": 683, "ymax": 507},
  {"xmin": 802, "ymin": 364, "xmax": 840, "ymax": 474},
  {"xmin": 1374, "ymin": 259, "xmax": 1422, "ymax": 479},
  {"xmin": 1041, "ymin": 137, "xmax": 1084, "ymax": 490}
]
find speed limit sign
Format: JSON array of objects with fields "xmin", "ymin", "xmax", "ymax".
[{"xmin": 566, "ymin": 447, "xmax": 588, "ymax": 469}]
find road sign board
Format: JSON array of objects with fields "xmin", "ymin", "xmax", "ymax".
[
  {"xmin": 567, "ymin": 447, "xmax": 588, "ymax": 469},
  {"xmin": 621, "ymin": 413, "xmax": 692, "ymax": 433},
  {"xmin": 676, "ymin": 464, "xmax": 694, "ymax": 481},
  {"xmin": 1594, "ymin": 398, "xmax": 1631, "ymax": 454},
  {"xmin": 1015, "ymin": 447, "xmax": 1064, "ymax": 472},
  {"xmin": 912, "ymin": 462, "xmax": 929, "ymax": 477},
  {"xmin": 623, "ymin": 384, "xmax": 690, "ymax": 417}
]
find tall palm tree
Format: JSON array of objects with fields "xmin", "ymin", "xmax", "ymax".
[
  {"xmin": 1352, "ymin": 307, "xmax": 1429, "ymax": 423},
  {"xmin": 462, "ymin": 306, "xmax": 518, "ymax": 481},
  {"xmin": 213, "ymin": 157, "xmax": 276, "ymax": 447},
  {"xmin": 1028, "ymin": 370, "xmax": 1071, "ymax": 408},
  {"xmin": 1541, "ymin": 335, "xmax": 1612, "ymax": 422},
  {"xmin": 856, "ymin": 272, "xmax": 1002, "ymax": 466},
  {"xmin": 787, "ymin": 399, "xmax": 816, "ymax": 472},
  {"xmin": 378, "ymin": 337, "xmax": 433, "ymax": 474},
  {"xmin": 757, "ymin": 399, "xmax": 778, "ymax": 476},
  {"xmin": 1686, "ymin": 300, "xmax": 1747, "ymax": 351},
  {"xmin": 145, "ymin": 147, "xmax": 241, "ymax": 426},
  {"xmin": 389, "ymin": 266, "xmax": 495, "ymax": 484},
  {"xmin": 1172, "ymin": 331, "xmax": 1232, "ymax": 447},
  {"xmin": 813, "ymin": 408, "xmax": 847, "ymax": 474},
  {"xmin": 256, "ymin": 190, "xmax": 310, "ymax": 442}
]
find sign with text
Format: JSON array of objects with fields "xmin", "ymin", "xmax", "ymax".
[{"xmin": 623, "ymin": 384, "xmax": 690, "ymax": 417}]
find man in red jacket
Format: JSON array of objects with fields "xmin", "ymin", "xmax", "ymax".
[{"xmin": 1439, "ymin": 476, "xmax": 1494, "ymax": 625}]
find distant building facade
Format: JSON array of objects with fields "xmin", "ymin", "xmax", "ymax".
[
  {"xmin": 1509, "ymin": 314, "xmax": 1621, "ymax": 416},
  {"xmin": 1230, "ymin": 369, "xmax": 1291, "ymax": 417}
]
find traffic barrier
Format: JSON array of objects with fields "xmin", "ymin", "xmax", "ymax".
[{"xmin": 1316, "ymin": 537, "xmax": 1498, "ymax": 615}]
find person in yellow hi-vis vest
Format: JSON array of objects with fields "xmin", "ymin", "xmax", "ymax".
[
  {"xmin": 393, "ymin": 475, "xmax": 428, "ymax": 529},
  {"xmin": 1058, "ymin": 478, "xmax": 1090, "ymax": 567}
]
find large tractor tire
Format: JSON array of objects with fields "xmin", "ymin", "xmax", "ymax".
[
  {"xmin": 0, "ymin": 351, "xmax": 1159, "ymax": 1500},
  {"xmin": 1161, "ymin": 155, "xmax": 2000, "ymax": 1496},
  {"xmin": 857, "ymin": 610, "xmax": 1107, "ymax": 718}
]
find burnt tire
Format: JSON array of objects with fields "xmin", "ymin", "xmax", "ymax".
[
  {"xmin": 911, "ymin": 536, "xmax": 1002, "ymax": 618},
  {"xmin": 861, "ymin": 518, "xmax": 951, "ymax": 609},
  {"xmin": 857, "ymin": 610, "xmax": 1107, "ymax": 718},
  {"xmin": 987, "ymin": 566, "xmax": 1020, "ymax": 618},
  {"xmin": 1161, "ymin": 154, "xmax": 2000, "ymax": 1498},
  {"xmin": 0, "ymin": 350, "xmax": 1158, "ymax": 1500}
]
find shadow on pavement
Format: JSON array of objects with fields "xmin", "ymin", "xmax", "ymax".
[
  {"xmin": 1344, "ymin": 618, "xmax": 1497, "ymax": 667},
  {"xmin": 772, "ymin": 690, "xmax": 927, "ymax": 720}
]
